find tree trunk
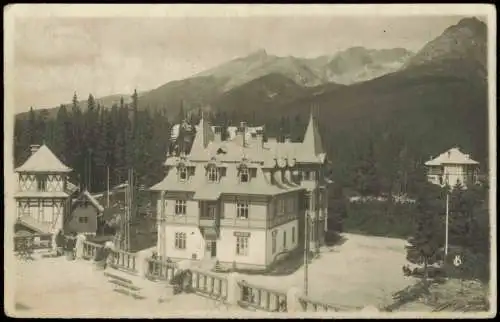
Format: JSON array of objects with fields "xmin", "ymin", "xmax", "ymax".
[{"xmin": 423, "ymin": 257, "xmax": 429, "ymax": 290}]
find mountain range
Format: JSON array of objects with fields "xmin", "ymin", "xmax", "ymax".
[{"xmin": 16, "ymin": 17, "xmax": 489, "ymax": 170}]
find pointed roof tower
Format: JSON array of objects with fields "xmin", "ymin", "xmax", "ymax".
[
  {"xmin": 15, "ymin": 144, "xmax": 72, "ymax": 172},
  {"xmin": 189, "ymin": 114, "xmax": 215, "ymax": 159},
  {"xmin": 299, "ymin": 106, "xmax": 326, "ymax": 163}
]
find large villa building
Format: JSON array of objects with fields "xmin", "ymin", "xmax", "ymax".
[
  {"xmin": 425, "ymin": 147, "xmax": 480, "ymax": 189},
  {"xmin": 150, "ymin": 112, "xmax": 330, "ymax": 269}
]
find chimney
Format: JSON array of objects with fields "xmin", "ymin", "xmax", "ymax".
[
  {"xmin": 239, "ymin": 121, "xmax": 248, "ymax": 147},
  {"xmin": 30, "ymin": 144, "xmax": 41, "ymax": 155}
]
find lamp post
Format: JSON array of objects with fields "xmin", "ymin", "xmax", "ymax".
[{"xmin": 445, "ymin": 190, "xmax": 449, "ymax": 256}]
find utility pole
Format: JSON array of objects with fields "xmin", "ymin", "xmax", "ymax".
[
  {"xmin": 445, "ymin": 191, "xmax": 450, "ymax": 256},
  {"xmin": 159, "ymin": 190, "xmax": 166, "ymax": 260},
  {"xmin": 304, "ymin": 190, "xmax": 310, "ymax": 296},
  {"xmin": 106, "ymin": 166, "xmax": 110, "ymax": 208}
]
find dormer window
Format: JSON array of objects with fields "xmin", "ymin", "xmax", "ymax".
[
  {"xmin": 239, "ymin": 167, "xmax": 249, "ymax": 183},
  {"xmin": 207, "ymin": 165, "xmax": 219, "ymax": 183},
  {"xmin": 178, "ymin": 165, "xmax": 188, "ymax": 182}
]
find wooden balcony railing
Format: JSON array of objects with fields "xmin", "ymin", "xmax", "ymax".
[
  {"xmin": 145, "ymin": 258, "xmax": 177, "ymax": 281},
  {"xmin": 190, "ymin": 269, "xmax": 228, "ymax": 301},
  {"xmin": 109, "ymin": 249, "xmax": 137, "ymax": 273},
  {"xmin": 237, "ymin": 280, "xmax": 287, "ymax": 312}
]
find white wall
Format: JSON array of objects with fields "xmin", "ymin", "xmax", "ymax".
[
  {"xmin": 444, "ymin": 165, "xmax": 465, "ymax": 187},
  {"xmin": 266, "ymin": 220, "xmax": 299, "ymax": 265},
  {"xmin": 217, "ymin": 228, "xmax": 267, "ymax": 266},
  {"xmin": 163, "ymin": 225, "xmax": 204, "ymax": 260}
]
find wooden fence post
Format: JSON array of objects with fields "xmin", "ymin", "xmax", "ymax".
[{"xmin": 75, "ymin": 234, "xmax": 86, "ymax": 259}]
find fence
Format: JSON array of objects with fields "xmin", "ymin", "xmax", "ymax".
[
  {"xmin": 145, "ymin": 258, "xmax": 178, "ymax": 281},
  {"xmin": 190, "ymin": 269, "xmax": 228, "ymax": 301},
  {"xmin": 109, "ymin": 249, "xmax": 138, "ymax": 273},
  {"xmin": 298, "ymin": 295, "xmax": 362, "ymax": 312},
  {"xmin": 237, "ymin": 280, "xmax": 287, "ymax": 312},
  {"xmin": 82, "ymin": 240, "xmax": 103, "ymax": 260}
]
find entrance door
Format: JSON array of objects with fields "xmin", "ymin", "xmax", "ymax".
[{"xmin": 205, "ymin": 240, "xmax": 217, "ymax": 258}]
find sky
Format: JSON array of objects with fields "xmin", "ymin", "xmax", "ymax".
[{"xmin": 12, "ymin": 15, "xmax": 471, "ymax": 112}]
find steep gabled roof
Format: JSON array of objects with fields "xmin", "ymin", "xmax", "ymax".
[
  {"xmin": 71, "ymin": 190, "xmax": 105, "ymax": 213},
  {"xmin": 425, "ymin": 147, "xmax": 479, "ymax": 166},
  {"xmin": 189, "ymin": 117, "xmax": 215, "ymax": 160},
  {"xmin": 15, "ymin": 144, "xmax": 72, "ymax": 173},
  {"xmin": 297, "ymin": 110, "xmax": 326, "ymax": 163}
]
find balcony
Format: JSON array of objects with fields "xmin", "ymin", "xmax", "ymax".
[{"xmin": 199, "ymin": 217, "xmax": 217, "ymax": 228}]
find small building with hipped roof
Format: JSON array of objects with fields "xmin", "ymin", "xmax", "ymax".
[
  {"xmin": 14, "ymin": 144, "xmax": 76, "ymax": 235},
  {"xmin": 150, "ymin": 110, "xmax": 330, "ymax": 269},
  {"xmin": 424, "ymin": 147, "xmax": 480, "ymax": 189}
]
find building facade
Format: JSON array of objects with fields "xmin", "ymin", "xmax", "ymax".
[
  {"xmin": 150, "ymin": 112, "xmax": 329, "ymax": 269},
  {"xmin": 14, "ymin": 144, "xmax": 74, "ymax": 235},
  {"xmin": 65, "ymin": 190, "xmax": 104, "ymax": 236},
  {"xmin": 425, "ymin": 147, "xmax": 480, "ymax": 189}
]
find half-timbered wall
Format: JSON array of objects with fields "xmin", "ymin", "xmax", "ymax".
[
  {"xmin": 17, "ymin": 199, "xmax": 65, "ymax": 230},
  {"xmin": 18, "ymin": 173, "xmax": 66, "ymax": 192}
]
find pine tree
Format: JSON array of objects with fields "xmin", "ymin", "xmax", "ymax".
[
  {"xmin": 405, "ymin": 181, "xmax": 443, "ymax": 288},
  {"xmin": 354, "ymin": 139, "xmax": 380, "ymax": 196}
]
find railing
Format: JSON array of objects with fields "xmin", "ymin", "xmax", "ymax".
[
  {"xmin": 145, "ymin": 258, "xmax": 178, "ymax": 281},
  {"xmin": 110, "ymin": 249, "xmax": 138, "ymax": 273},
  {"xmin": 14, "ymin": 233, "xmax": 53, "ymax": 252},
  {"xmin": 237, "ymin": 280, "xmax": 287, "ymax": 312},
  {"xmin": 82, "ymin": 240, "xmax": 103, "ymax": 260},
  {"xmin": 298, "ymin": 296, "xmax": 360, "ymax": 312},
  {"xmin": 190, "ymin": 269, "xmax": 228, "ymax": 300}
]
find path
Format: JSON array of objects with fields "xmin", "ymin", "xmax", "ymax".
[{"xmin": 13, "ymin": 254, "xmax": 244, "ymax": 317}]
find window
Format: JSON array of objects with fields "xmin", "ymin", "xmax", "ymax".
[
  {"xmin": 237, "ymin": 201, "xmax": 249, "ymax": 219},
  {"xmin": 283, "ymin": 231, "xmax": 287, "ymax": 249},
  {"xmin": 292, "ymin": 227, "xmax": 296, "ymax": 244},
  {"xmin": 178, "ymin": 166, "xmax": 188, "ymax": 182},
  {"xmin": 175, "ymin": 232, "xmax": 187, "ymax": 249},
  {"xmin": 272, "ymin": 230, "xmax": 277, "ymax": 254},
  {"xmin": 37, "ymin": 175, "xmax": 47, "ymax": 191},
  {"xmin": 207, "ymin": 166, "xmax": 219, "ymax": 183},
  {"xmin": 304, "ymin": 196, "xmax": 310, "ymax": 211},
  {"xmin": 236, "ymin": 236, "xmax": 249, "ymax": 256},
  {"xmin": 78, "ymin": 216, "xmax": 89, "ymax": 224},
  {"xmin": 239, "ymin": 167, "xmax": 250, "ymax": 183},
  {"xmin": 175, "ymin": 200, "xmax": 186, "ymax": 215},
  {"xmin": 278, "ymin": 199, "xmax": 285, "ymax": 216}
]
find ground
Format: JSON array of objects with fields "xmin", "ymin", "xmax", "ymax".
[
  {"xmin": 12, "ymin": 254, "xmax": 245, "ymax": 318},
  {"xmin": 233, "ymin": 233, "xmax": 417, "ymax": 309},
  {"xmin": 11, "ymin": 233, "xmax": 423, "ymax": 316}
]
